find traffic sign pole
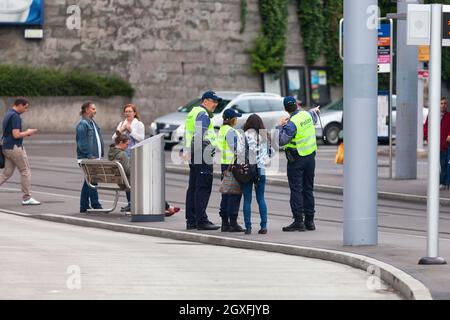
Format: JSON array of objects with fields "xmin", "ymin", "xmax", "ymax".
[{"xmin": 419, "ymin": 4, "xmax": 446, "ymax": 265}]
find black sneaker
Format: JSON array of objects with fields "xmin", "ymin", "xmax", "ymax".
[
  {"xmin": 121, "ymin": 205, "xmax": 131, "ymax": 212},
  {"xmin": 282, "ymin": 221, "xmax": 306, "ymax": 232},
  {"xmin": 221, "ymin": 224, "xmax": 230, "ymax": 232}
]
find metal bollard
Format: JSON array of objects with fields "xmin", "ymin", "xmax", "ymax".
[{"xmin": 130, "ymin": 133, "xmax": 165, "ymax": 222}]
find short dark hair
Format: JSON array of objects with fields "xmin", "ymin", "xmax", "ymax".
[
  {"xmin": 80, "ymin": 101, "xmax": 94, "ymax": 116},
  {"xmin": 114, "ymin": 133, "xmax": 129, "ymax": 145},
  {"xmin": 13, "ymin": 97, "xmax": 30, "ymax": 107}
]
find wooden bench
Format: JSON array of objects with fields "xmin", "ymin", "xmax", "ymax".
[{"xmin": 79, "ymin": 159, "xmax": 131, "ymax": 213}]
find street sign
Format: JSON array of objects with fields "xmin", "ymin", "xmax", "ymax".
[
  {"xmin": 418, "ymin": 45, "xmax": 430, "ymax": 62},
  {"xmin": 418, "ymin": 70, "xmax": 429, "ymax": 79},
  {"xmin": 443, "ymin": 5, "xmax": 450, "ymax": 46},
  {"xmin": 407, "ymin": 4, "xmax": 431, "ymax": 45},
  {"xmin": 378, "ymin": 23, "xmax": 391, "ymax": 73}
]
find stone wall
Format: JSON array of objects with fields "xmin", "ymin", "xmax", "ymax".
[
  {"xmin": 0, "ymin": 0, "xmax": 341, "ymax": 130},
  {"xmin": 0, "ymin": 96, "xmax": 129, "ymax": 134}
]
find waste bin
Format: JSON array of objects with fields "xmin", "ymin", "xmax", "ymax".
[{"xmin": 130, "ymin": 133, "xmax": 165, "ymax": 222}]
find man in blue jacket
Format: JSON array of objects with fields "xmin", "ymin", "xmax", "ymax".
[{"xmin": 76, "ymin": 101, "xmax": 104, "ymax": 213}]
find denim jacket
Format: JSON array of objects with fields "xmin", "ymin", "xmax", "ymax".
[{"xmin": 76, "ymin": 117, "xmax": 104, "ymax": 159}]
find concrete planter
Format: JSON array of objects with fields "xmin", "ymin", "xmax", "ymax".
[{"xmin": 0, "ymin": 96, "xmax": 131, "ymax": 134}]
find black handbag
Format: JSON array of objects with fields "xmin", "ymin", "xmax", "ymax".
[{"xmin": 232, "ymin": 135, "xmax": 258, "ymax": 184}]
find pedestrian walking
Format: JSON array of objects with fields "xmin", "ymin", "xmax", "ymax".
[
  {"xmin": 112, "ymin": 103, "xmax": 145, "ymax": 159},
  {"xmin": 76, "ymin": 101, "xmax": 104, "ymax": 213},
  {"xmin": 423, "ymin": 97, "xmax": 450, "ymax": 189},
  {"xmin": 183, "ymin": 90, "xmax": 222, "ymax": 230},
  {"xmin": 218, "ymin": 108, "xmax": 245, "ymax": 232},
  {"xmin": 0, "ymin": 97, "xmax": 40, "ymax": 205},
  {"xmin": 241, "ymin": 114, "xmax": 273, "ymax": 235},
  {"xmin": 277, "ymin": 96, "xmax": 320, "ymax": 232}
]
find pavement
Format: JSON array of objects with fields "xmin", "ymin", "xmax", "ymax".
[{"xmin": 1, "ymin": 134, "xmax": 450, "ymax": 300}]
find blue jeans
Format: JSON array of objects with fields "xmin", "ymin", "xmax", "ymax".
[
  {"xmin": 441, "ymin": 151, "xmax": 448, "ymax": 185},
  {"xmin": 242, "ymin": 170, "xmax": 267, "ymax": 230},
  {"xmin": 80, "ymin": 181, "xmax": 101, "ymax": 211}
]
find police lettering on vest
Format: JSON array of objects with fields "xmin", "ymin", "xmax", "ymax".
[{"xmin": 285, "ymin": 111, "xmax": 317, "ymax": 156}]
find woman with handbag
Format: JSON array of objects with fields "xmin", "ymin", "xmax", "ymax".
[
  {"xmin": 241, "ymin": 114, "xmax": 273, "ymax": 234},
  {"xmin": 218, "ymin": 108, "xmax": 245, "ymax": 232}
]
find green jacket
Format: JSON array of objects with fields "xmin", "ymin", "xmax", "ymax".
[{"xmin": 108, "ymin": 144, "xmax": 130, "ymax": 179}]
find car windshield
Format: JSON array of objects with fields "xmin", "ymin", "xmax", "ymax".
[{"xmin": 178, "ymin": 98, "xmax": 230, "ymax": 113}]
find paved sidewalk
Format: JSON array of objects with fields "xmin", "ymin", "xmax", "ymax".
[{"xmin": 1, "ymin": 134, "xmax": 448, "ymax": 299}]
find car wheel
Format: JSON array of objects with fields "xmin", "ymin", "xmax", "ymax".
[{"xmin": 323, "ymin": 124, "xmax": 341, "ymax": 145}]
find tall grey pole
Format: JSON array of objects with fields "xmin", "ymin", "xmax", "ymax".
[
  {"xmin": 395, "ymin": 1, "xmax": 419, "ymax": 179},
  {"xmin": 343, "ymin": 0, "xmax": 378, "ymax": 246},
  {"xmin": 419, "ymin": 4, "xmax": 446, "ymax": 264}
]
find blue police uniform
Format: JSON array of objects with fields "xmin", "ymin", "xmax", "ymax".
[
  {"xmin": 184, "ymin": 91, "xmax": 222, "ymax": 231},
  {"xmin": 277, "ymin": 96, "xmax": 319, "ymax": 231}
]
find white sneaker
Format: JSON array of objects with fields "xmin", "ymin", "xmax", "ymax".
[
  {"xmin": 22, "ymin": 198, "xmax": 41, "ymax": 205},
  {"xmin": 440, "ymin": 184, "xmax": 447, "ymax": 191}
]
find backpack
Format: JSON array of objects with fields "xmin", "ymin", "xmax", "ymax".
[{"xmin": 231, "ymin": 134, "xmax": 259, "ymax": 184}]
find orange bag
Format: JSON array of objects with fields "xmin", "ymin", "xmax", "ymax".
[{"xmin": 335, "ymin": 142, "xmax": 344, "ymax": 164}]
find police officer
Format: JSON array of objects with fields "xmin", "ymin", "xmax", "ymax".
[
  {"xmin": 218, "ymin": 109, "xmax": 245, "ymax": 232},
  {"xmin": 183, "ymin": 91, "xmax": 222, "ymax": 231},
  {"xmin": 277, "ymin": 96, "xmax": 320, "ymax": 231}
]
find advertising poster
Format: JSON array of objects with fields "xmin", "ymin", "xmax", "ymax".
[
  {"xmin": 309, "ymin": 67, "xmax": 330, "ymax": 106},
  {"xmin": 0, "ymin": 0, "xmax": 44, "ymax": 25}
]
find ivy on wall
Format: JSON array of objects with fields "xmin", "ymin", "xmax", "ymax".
[
  {"xmin": 323, "ymin": 0, "xmax": 343, "ymax": 87},
  {"xmin": 240, "ymin": 0, "xmax": 247, "ymax": 34},
  {"xmin": 249, "ymin": 0, "xmax": 289, "ymax": 74},
  {"xmin": 249, "ymin": 0, "xmax": 450, "ymax": 88},
  {"xmin": 297, "ymin": 0, "xmax": 325, "ymax": 66}
]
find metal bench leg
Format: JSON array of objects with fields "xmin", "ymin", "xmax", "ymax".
[{"xmin": 87, "ymin": 191, "xmax": 119, "ymax": 214}]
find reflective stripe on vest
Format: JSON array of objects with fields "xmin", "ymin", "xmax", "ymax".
[
  {"xmin": 184, "ymin": 106, "xmax": 216, "ymax": 148},
  {"xmin": 285, "ymin": 111, "xmax": 317, "ymax": 156},
  {"xmin": 218, "ymin": 125, "xmax": 240, "ymax": 164}
]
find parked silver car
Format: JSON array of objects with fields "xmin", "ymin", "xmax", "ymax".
[
  {"xmin": 149, "ymin": 91, "xmax": 288, "ymax": 149},
  {"xmin": 315, "ymin": 95, "xmax": 429, "ymax": 144}
]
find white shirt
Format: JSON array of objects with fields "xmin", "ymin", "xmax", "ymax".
[{"xmin": 112, "ymin": 118, "xmax": 145, "ymax": 142}]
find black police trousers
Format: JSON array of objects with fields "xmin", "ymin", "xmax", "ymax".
[
  {"xmin": 286, "ymin": 151, "xmax": 316, "ymax": 221},
  {"xmin": 185, "ymin": 163, "xmax": 213, "ymax": 225}
]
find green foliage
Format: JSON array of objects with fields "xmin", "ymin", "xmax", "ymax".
[
  {"xmin": 249, "ymin": 0, "xmax": 289, "ymax": 74},
  {"xmin": 298, "ymin": 0, "xmax": 325, "ymax": 65},
  {"xmin": 240, "ymin": 0, "xmax": 247, "ymax": 34},
  {"xmin": 323, "ymin": 0, "xmax": 343, "ymax": 86},
  {"xmin": 0, "ymin": 65, "xmax": 134, "ymax": 97}
]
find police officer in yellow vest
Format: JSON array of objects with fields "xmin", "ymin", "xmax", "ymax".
[
  {"xmin": 218, "ymin": 108, "xmax": 245, "ymax": 232},
  {"xmin": 184, "ymin": 91, "xmax": 222, "ymax": 231},
  {"xmin": 277, "ymin": 96, "xmax": 320, "ymax": 232}
]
